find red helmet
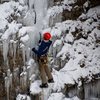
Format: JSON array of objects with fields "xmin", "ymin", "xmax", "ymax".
[{"xmin": 43, "ymin": 32, "xmax": 51, "ymax": 40}]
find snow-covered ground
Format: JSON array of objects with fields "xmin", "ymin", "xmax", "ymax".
[
  {"xmin": 48, "ymin": 93, "xmax": 80, "ymax": 100},
  {"xmin": 16, "ymin": 94, "xmax": 31, "ymax": 100}
]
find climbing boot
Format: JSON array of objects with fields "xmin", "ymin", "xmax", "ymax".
[
  {"xmin": 40, "ymin": 83, "xmax": 48, "ymax": 88},
  {"xmin": 48, "ymin": 79, "xmax": 54, "ymax": 83}
]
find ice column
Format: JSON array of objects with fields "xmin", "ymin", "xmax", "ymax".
[{"xmin": 2, "ymin": 39, "xmax": 9, "ymax": 67}]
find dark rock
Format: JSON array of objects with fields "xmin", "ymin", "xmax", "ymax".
[
  {"xmin": 89, "ymin": 0, "xmax": 100, "ymax": 8},
  {"xmin": 93, "ymin": 73, "xmax": 100, "ymax": 79},
  {"xmin": 0, "ymin": 70, "xmax": 5, "ymax": 98},
  {"xmin": 75, "ymin": 0, "xmax": 87, "ymax": 6}
]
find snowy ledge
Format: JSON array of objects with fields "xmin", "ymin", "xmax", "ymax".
[{"xmin": 16, "ymin": 94, "xmax": 31, "ymax": 100}]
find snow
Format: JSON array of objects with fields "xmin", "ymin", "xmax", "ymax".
[
  {"xmin": 33, "ymin": 0, "xmax": 48, "ymax": 29},
  {"xmin": 30, "ymin": 80, "xmax": 42, "ymax": 95},
  {"xmin": 23, "ymin": 9, "xmax": 36, "ymax": 26},
  {"xmin": 52, "ymin": 69, "xmax": 75, "ymax": 91},
  {"xmin": 87, "ymin": 6, "xmax": 100, "ymax": 19},
  {"xmin": 19, "ymin": 26, "xmax": 40, "ymax": 48},
  {"xmin": 2, "ymin": 21, "xmax": 22, "ymax": 39},
  {"xmin": 20, "ymin": 34, "xmax": 30, "ymax": 43},
  {"xmin": 90, "ymin": 28, "xmax": 100, "ymax": 41},
  {"xmin": 47, "ymin": 5, "xmax": 64, "ymax": 18},
  {"xmin": 16, "ymin": 94, "xmax": 31, "ymax": 100},
  {"xmin": 0, "ymin": 19, "xmax": 8, "ymax": 32},
  {"xmin": 46, "ymin": 0, "xmax": 75, "ymax": 18},
  {"xmin": 0, "ymin": 1, "xmax": 16, "ymax": 19},
  {"xmin": 82, "ymin": 19, "xmax": 94, "ymax": 33},
  {"xmin": 83, "ymin": 1, "xmax": 89, "ymax": 8},
  {"xmin": 18, "ymin": 0, "xmax": 27, "ymax": 5},
  {"xmin": 48, "ymin": 93, "xmax": 80, "ymax": 100},
  {"xmin": 43, "ymin": 20, "xmax": 82, "ymax": 37},
  {"xmin": 63, "ymin": 0, "xmax": 75, "ymax": 5},
  {"xmin": 64, "ymin": 96, "xmax": 80, "ymax": 100},
  {"xmin": 48, "ymin": 92, "xmax": 65, "ymax": 100},
  {"xmin": 79, "ymin": 6, "xmax": 100, "ymax": 21},
  {"xmin": 64, "ymin": 33, "xmax": 74, "ymax": 43},
  {"xmin": 53, "ymin": 39, "xmax": 62, "ymax": 48},
  {"xmin": 57, "ymin": 43, "xmax": 72, "ymax": 60}
]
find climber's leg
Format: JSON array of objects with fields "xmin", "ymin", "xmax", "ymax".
[
  {"xmin": 44, "ymin": 64, "xmax": 54, "ymax": 83},
  {"xmin": 39, "ymin": 63, "xmax": 47, "ymax": 84}
]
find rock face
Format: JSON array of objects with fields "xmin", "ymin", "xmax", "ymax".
[
  {"xmin": 48, "ymin": 0, "xmax": 62, "ymax": 7},
  {"xmin": 63, "ymin": 0, "xmax": 100, "ymax": 20},
  {"xmin": 0, "ymin": 69, "xmax": 5, "ymax": 99},
  {"xmin": 48, "ymin": 0, "xmax": 88, "ymax": 26},
  {"xmin": 0, "ymin": 50, "xmax": 3, "ymax": 67},
  {"xmin": 90, "ymin": 0, "xmax": 100, "ymax": 7},
  {"xmin": 62, "ymin": 6, "xmax": 83, "ymax": 20},
  {"xmin": 62, "ymin": 0, "xmax": 86, "ymax": 21},
  {"xmin": 0, "ymin": 50, "xmax": 5, "ymax": 99}
]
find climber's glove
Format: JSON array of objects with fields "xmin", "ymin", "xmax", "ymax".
[
  {"xmin": 38, "ymin": 40, "xmax": 41, "ymax": 44},
  {"xmin": 32, "ymin": 48, "xmax": 35, "ymax": 52}
]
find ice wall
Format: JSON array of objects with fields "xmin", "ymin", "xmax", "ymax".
[{"xmin": 23, "ymin": 0, "xmax": 48, "ymax": 48}]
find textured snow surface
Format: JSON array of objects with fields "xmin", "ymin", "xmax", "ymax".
[
  {"xmin": 63, "ymin": 0, "xmax": 75, "ymax": 4},
  {"xmin": 2, "ymin": 21, "xmax": 22, "ymax": 39},
  {"xmin": 47, "ymin": 0, "xmax": 76, "ymax": 18},
  {"xmin": 16, "ymin": 94, "xmax": 31, "ymax": 100},
  {"xmin": 30, "ymin": 80, "xmax": 42, "ymax": 94},
  {"xmin": 48, "ymin": 92, "xmax": 80, "ymax": 100}
]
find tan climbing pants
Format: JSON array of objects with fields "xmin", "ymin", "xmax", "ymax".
[{"xmin": 38, "ymin": 55, "xmax": 53, "ymax": 84}]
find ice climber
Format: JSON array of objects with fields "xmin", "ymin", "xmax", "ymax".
[{"xmin": 32, "ymin": 32, "xmax": 54, "ymax": 88}]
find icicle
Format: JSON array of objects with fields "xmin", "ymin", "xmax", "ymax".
[
  {"xmin": 4, "ymin": 69, "xmax": 11, "ymax": 100},
  {"xmin": 2, "ymin": 39, "xmax": 9, "ymax": 67},
  {"xmin": 5, "ymin": 77, "xmax": 10, "ymax": 100},
  {"xmin": 49, "ymin": 16, "xmax": 54, "ymax": 27},
  {"xmin": 10, "ymin": 74, "xmax": 13, "ymax": 90},
  {"xmin": 13, "ymin": 41, "xmax": 17, "ymax": 63},
  {"xmin": 20, "ymin": 66, "xmax": 28, "ymax": 91},
  {"xmin": 10, "ymin": 40, "xmax": 14, "ymax": 57},
  {"xmin": 25, "ymin": 46, "xmax": 30, "ymax": 63},
  {"xmin": 7, "ymin": 69, "xmax": 13, "ymax": 90},
  {"xmin": 34, "ymin": 0, "xmax": 48, "ymax": 29},
  {"xmin": 29, "ymin": 62, "xmax": 35, "ymax": 78},
  {"xmin": 22, "ymin": 45, "xmax": 26, "ymax": 66},
  {"xmin": 23, "ymin": 71, "xmax": 28, "ymax": 90},
  {"xmin": 29, "ymin": 0, "xmax": 35, "ymax": 9}
]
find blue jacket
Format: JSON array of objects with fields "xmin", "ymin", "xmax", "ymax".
[{"xmin": 32, "ymin": 40, "xmax": 52, "ymax": 57}]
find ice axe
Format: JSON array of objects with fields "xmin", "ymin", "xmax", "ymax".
[{"xmin": 39, "ymin": 32, "xmax": 42, "ymax": 43}]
